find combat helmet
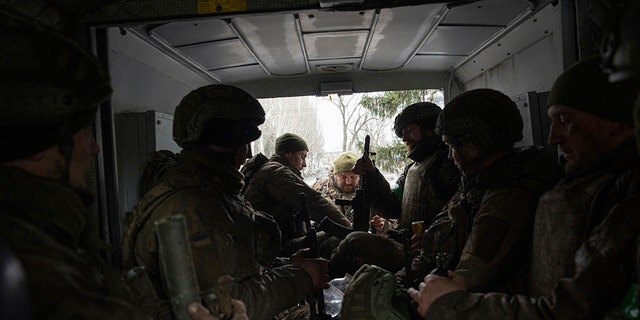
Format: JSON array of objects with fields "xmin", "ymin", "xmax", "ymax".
[
  {"xmin": 599, "ymin": 0, "xmax": 640, "ymax": 83},
  {"xmin": 595, "ymin": 0, "xmax": 640, "ymax": 152},
  {"xmin": 393, "ymin": 102, "xmax": 442, "ymax": 138},
  {"xmin": 0, "ymin": 11, "xmax": 112, "ymax": 162},
  {"xmin": 435, "ymin": 88, "xmax": 523, "ymax": 152},
  {"xmin": 173, "ymin": 84, "xmax": 265, "ymax": 148},
  {"xmin": 340, "ymin": 264, "xmax": 414, "ymax": 320}
]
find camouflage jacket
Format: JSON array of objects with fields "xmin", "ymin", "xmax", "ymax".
[
  {"xmin": 529, "ymin": 140, "xmax": 639, "ymax": 297},
  {"xmin": 426, "ymin": 142, "xmax": 640, "ymax": 320},
  {"xmin": 0, "ymin": 166, "xmax": 149, "ymax": 320},
  {"xmin": 122, "ymin": 150, "xmax": 313, "ymax": 320},
  {"xmin": 243, "ymin": 154, "xmax": 351, "ymax": 249},
  {"xmin": 408, "ymin": 146, "xmax": 561, "ymax": 291},
  {"xmin": 311, "ymin": 176, "xmax": 356, "ymax": 221}
]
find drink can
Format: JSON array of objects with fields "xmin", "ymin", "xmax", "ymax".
[{"xmin": 411, "ymin": 220, "xmax": 425, "ymax": 235}]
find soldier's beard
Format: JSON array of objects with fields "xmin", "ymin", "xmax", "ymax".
[{"xmin": 339, "ymin": 184, "xmax": 356, "ymax": 194}]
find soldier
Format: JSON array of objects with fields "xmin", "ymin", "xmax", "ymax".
[
  {"xmin": 356, "ymin": 102, "xmax": 460, "ymax": 231},
  {"xmin": 243, "ymin": 133, "xmax": 352, "ymax": 257},
  {"xmin": 311, "ymin": 151, "xmax": 360, "ymax": 221},
  {"xmin": 405, "ymin": 88, "xmax": 561, "ymax": 289},
  {"xmin": 410, "ymin": 55, "xmax": 640, "ymax": 319},
  {"xmin": 329, "ymin": 102, "xmax": 461, "ymax": 278},
  {"xmin": 122, "ymin": 86, "xmax": 330, "ymax": 320},
  {"xmin": 340, "ymin": 90, "xmax": 561, "ymax": 318},
  {"xmin": 0, "ymin": 11, "xmax": 236, "ymax": 320},
  {"xmin": 600, "ymin": 0, "xmax": 640, "ymax": 312}
]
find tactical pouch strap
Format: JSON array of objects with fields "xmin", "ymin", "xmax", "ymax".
[{"xmin": 121, "ymin": 179, "xmax": 196, "ymax": 271}]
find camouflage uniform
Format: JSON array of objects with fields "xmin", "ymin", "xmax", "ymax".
[
  {"xmin": 0, "ymin": 12, "xmax": 152, "ymax": 320},
  {"xmin": 600, "ymin": 0, "xmax": 640, "ymax": 314},
  {"xmin": 125, "ymin": 149, "xmax": 314, "ymax": 320},
  {"xmin": 0, "ymin": 167, "xmax": 149, "ymax": 320},
  {"xmin": 244, "ymin": 154, "xmax": 352, "ymax": 256},
  {"xmin": 328, "ymin": 141, "xmax": 459, "ymax": 278},
  {"xmin": 329, "ymin": 103, "xmax": 460, "ymax": 278},
  {"xmin": 426, "ymin": 140, "xmax": 640, "ymax": 320},
  {"xmin": 311, "ymin": 175, "xmax": 355, "ymax": 221},
  {"xmin": 424, "ymin": 54, "xmax": 640, "ymax": 319},
  {"xmin": 365, "ymin": 138, "xmax": 459, "ymax": 228},
  {"xmin": 407, "ymin": 146, "xmax": 560, "ymax": 290},
  {"xmin": 122, "ymin": 84, "xmax": 319, "ymax": 320}
]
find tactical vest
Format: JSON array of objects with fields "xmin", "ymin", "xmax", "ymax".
[
  {"xmin": 122, "ymin": 159, "xmax": 280, "ymax": 274},
  {"xmin": 412, "ymin": 147, "xmax": 557, "ymax": 286},
  {"xmin": 399, "ymin": 148, "xmax": 449, "ymax": 228},
  {"xmin": 529, "ymin": 172, "xmax": 618, "ymax": 297}
]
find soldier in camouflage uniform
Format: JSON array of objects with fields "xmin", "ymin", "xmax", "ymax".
[
  {"xmin": 402, "ymin": 89, "xmax": 561, "ymax": 290},
  {"xmin": 340, "ymin": 90, "xmax": 561, "ymax": 318},
  {"xmin": 243, "ymin": 133, "xmax": 352, "ymax": 257},
  {"xmin": 329, "ymin": 102, "xmax": 460, "ymax": 278},
  {"xmin": 122, "ymin": 86, "xmax": 330, "ymax": 320},
  {"xmin": 356, "ymin": 102, "xmax": 460, "ymax": 230},
  {"xmin": 410, "ymin": 55, "xmax": 640, "ymax": 319},
  {"xmin": 311, "ymin": 151, "xmax": 359, "ymax": 221},
  {"xmin": 0, "ymin": 12, "xmax": 154, "ymax": 320}
]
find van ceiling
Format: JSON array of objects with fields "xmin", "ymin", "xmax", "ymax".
[{"xmin": 89, "ymin": 0, "xmax": 551, "ymax": 97}]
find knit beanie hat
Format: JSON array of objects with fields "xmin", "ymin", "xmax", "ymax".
[
  {"xmin": 547, "ymin": 55, "xmax": 640, "ymax": 125},
  {"xmin": 333, "ymin": 151, "xmax": 358, "ymax": 174},
  {"xmin": 275, "ymin": 133, "xmax": 308, "ymax": 154}
]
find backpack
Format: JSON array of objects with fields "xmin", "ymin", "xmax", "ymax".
[{"xmin": 240, "ymin": 153, "xmax": 269, "ymax": 194}]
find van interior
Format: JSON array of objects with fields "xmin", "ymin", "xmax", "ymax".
[{"xmin": 3, "ymin": 0, "xmax": 604, "ymax": 265}]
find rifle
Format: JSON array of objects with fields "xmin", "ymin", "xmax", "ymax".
[
  {"xmin": 295, "ymin": 193, "xmax": 330, "ymax": 320},
  {"xmin": 387, "ymin": 228, "xmax": 414, "ymax": 287},
  {"xmin": 335, "ymin": 135, "xmax": 371, "ymax": 232},
  {"xmin": 430, "ymin": 252, "xmax": 449, "ymax": 276}
]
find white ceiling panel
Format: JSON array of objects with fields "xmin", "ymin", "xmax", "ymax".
[
  {"xmin": 443, "ymin": 0, "xmax": 532, "ymax": 26},
  {"xmin": 211, "ymin": 64, "xmax": 267, "ymax": 83},
  {"xmin": 418, "ymin": 25, "xmax": 501, "ymax": 55},
  {"xmin": 124, "ymin": 0, "xmax": 544, "ymax": 92},
  {"xmin": 233, "ymin": 14, "xmax": 308, "ymax": 75},
  {"xmin": 151, "ymin": 19, "xmax": 236, "ymax": 46},
  {"xmin": 362, "ymin": 3, "xmax": 445, "ymax": 70},
  {"xmin": 176, "ymin": 39, "xmax": 256, "ymax": 70},
  {"xmin": 304, "ymin": 30, "xmax": 369, "ymax": 60}
]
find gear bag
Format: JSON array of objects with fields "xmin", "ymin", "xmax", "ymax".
[
  {"xmin": 240, "ymin": 153, "xmax": 269, "ymax": 194},
  {"xmin": 340, "ymin": 264, "xmax": 415, "ymax": 320}
]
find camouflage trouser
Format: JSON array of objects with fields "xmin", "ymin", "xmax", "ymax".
[{"xmin": 329, "ymin": 231, "xmax": 404, "ymax": 279}]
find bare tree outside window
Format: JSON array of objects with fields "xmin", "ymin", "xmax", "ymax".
[{"xmin": 250, "ymin": 89, "xmax": 444, "ymax": 183}]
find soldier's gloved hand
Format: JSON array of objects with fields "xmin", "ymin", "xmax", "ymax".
[
  {"xmin": 187, "ymin": 300, "xmax": 249, "ymax": 320},
  {"xmin": 290, "ymin": 248, "xmax": 330, "ymax": 290},
  {"xmin": 352, "ymin": 154, "xmax": 375, "ymax": 175}
]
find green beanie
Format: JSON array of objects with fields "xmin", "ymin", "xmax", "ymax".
[
  {"xmin": 548, "ymin": 55, "xmax": 639, "ymax": 125},
  {"xmin": 333, "ymin": 151, "xmax": 358, "ymax": 174},
  {"xmin": 275, "ymin": 133, "xmax": 308, "ymax": 154}
]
